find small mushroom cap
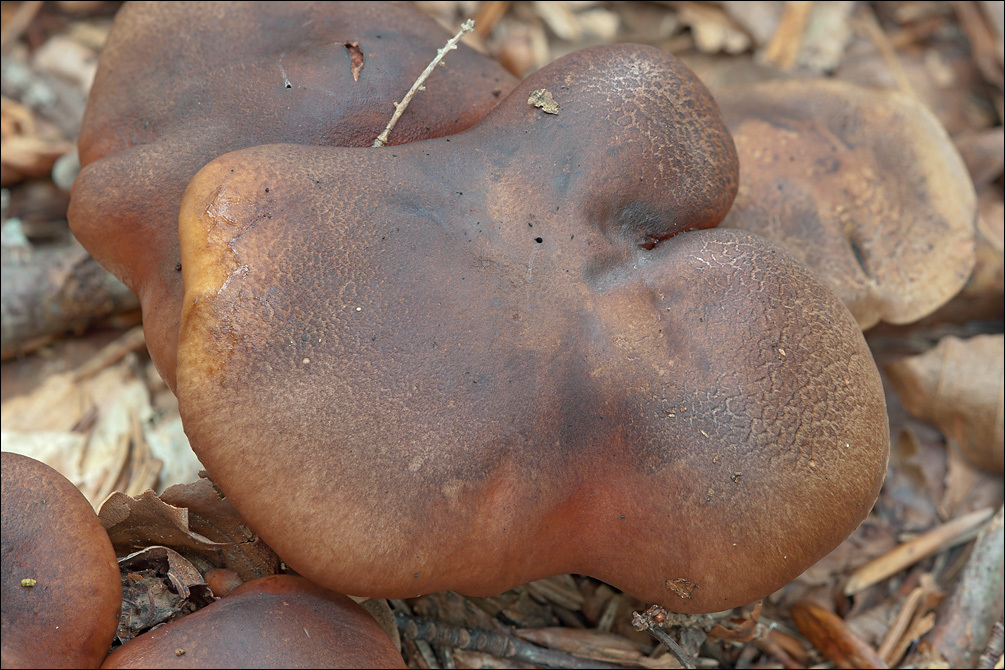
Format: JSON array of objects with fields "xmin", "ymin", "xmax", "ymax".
[
  {"xmin": 100, "ymin": 575, "xmax": 404, "ymax": 669},
  {"xmin": 717, "ymin": 79, "xmax": 977, "ymax": 329},
  {"xmin": 176, "ymin": 45, "xmax": 888, "ymax": 613},
  {"xmin": 1, "ymin": 452, "xmax": 121, "ymax": 669},
  {"xmin": 68, "ymin": 1, "xmax": 517, "ymax": 389}
]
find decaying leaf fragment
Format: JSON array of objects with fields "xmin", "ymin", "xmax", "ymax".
[
  {"xmin": 115, "ymin": 545, "xmax": 214, "ymax": 643},
  {"xmin": 886, "ymin": 334, "xmax": 1004, "ymax": 473},
  {"xmin": 99, "ymin": 478, "xmax": 280, "ymax": 581},
  {"xmin": 528, "ymin": 88, "xmax": 560, "ymax": 114}
]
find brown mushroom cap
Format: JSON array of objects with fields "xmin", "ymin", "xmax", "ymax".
[
  {"xmin": 175, "ymin": 44, "xmax": 888, "ymax": 613},
  {"xmin": 68, "ymin": 1, "xmax": 518, "ymax": 390},
  {"xmin": 100, "ymin": 575, "xmax": 405, "ymax": 669},
  {"xmin": 717, "ymin": 79, "xmax": 977, "ymax": 329},
  {"xmin": 1, "ymin": 452, "xmax": 122, "ymax": 669}
]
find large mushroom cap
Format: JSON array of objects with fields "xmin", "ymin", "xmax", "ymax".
[
  {"xmin": 68, "ymin": 1, "xmax": 518, "ymax": 389},
  {"xmin": 176, "ymin": 44, "xmax": 888, "ymax": 613},
  {"xmin": 1, "ymin": 452, "xmax": 122, "ymax": 669},
  {"xmin": 717, "ymin": 79, "xmax": 977, "ymax": 329},
  {"xmin": 101, "ymin": 575, "xmax": 405, "ymax": 669}
]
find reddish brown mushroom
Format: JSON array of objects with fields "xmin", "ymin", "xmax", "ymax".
[
  {"xmin": 1, "ymin": 452, "xmax": 121, "ymax": 669},
  {"xmin": 175, "ymin": 44, "xmax": 889, "ymax": 613},
  {"xmin": 716, "ymin": 79, "xmax": 977, "ymax": 329},
  {"xmin": 101, "ymin": 575, "xmax": 404, "ymax": 669},
  {"xmin": 68, "ymin": 1, "xmax": 518, "ymax": 389}
]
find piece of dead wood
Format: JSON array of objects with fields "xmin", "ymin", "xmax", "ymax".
[
  {"xmin": 844, "ymin": 507, "xmax": 996, "ymax": 595},
  {"xmin": 752, "ymin": 628, "xmax": 811, "ymax": 669},
  {"xmin": 514, "ymin": 627, "xmax": 662, "ymax": 667},
  {"xmin": 761, "ymin": 1, "xmax": 814, "ymax": 69},
  {"xmin": 396, "ymin": 612, "xmax": 626, "ymax": 669},
  {"xmin": 978, "ymin": 616, "xmax": 1005, "ymax": 669},
  {"xmin": 908, "ymin": 505, "xmax": 1005, "ymax": 668},
  {"xmin": 631, "ymin": 605, "xmax": 695, "ymax": 670},
  {"xmin": 875, "ymin": 574, "xmax": 944, "ymax": 666},
  {"xmin": 790, "ymin": 600, "xmax": 888, "ymax": 669},
  {"xmin": 1, "ymin": 234, "xmax": 139, "ymax": 359}
]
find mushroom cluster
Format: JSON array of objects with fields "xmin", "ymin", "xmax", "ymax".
[{"xmin": 67, "ymin": 0, "xmax": 889, "ymax": 642}]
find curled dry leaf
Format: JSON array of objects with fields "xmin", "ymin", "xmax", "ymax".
[
  {"xmin": 886, "ymin": 334, "xmax": 1004, "ymax": 473},
  {"xmin": 99, "ymin": 478, "xmax": 280, "ymax": 582}
]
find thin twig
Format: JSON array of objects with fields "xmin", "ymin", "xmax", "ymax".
[
  {"xmin": 844, "ymin": 507, "xmax": 995, "ymax": 595},
  {"xmin": 632, "ymin": 605, "xmax": 697, "ymax": 670},
  {"xmin": 372, "ymin": 19, "xmax": 476, "ymax": 148}
]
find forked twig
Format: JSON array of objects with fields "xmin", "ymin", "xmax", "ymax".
[
  {"xmin": 372, "ymin": 19, "xmax": 476, "ymax": 148},
  {"xmin": 632, "ymin": 605, "xmax": 697, "ymax": 670}
]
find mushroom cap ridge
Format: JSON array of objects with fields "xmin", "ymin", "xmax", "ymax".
[{"xmin": 176, "ymin": 44, "xmax": 889, "ymax": 612}]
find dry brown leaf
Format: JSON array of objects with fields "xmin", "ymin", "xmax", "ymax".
[
  {"xmin": 98, "ymin": 479, "xmax": 281, "ymax": 583},
  {"xmin": 886, "ymin": 334, "xmax": 1004, "ymax": 473},
  {"xmin": 955, "ymin": 127, "xmax": 1005, "ymax": 187},
  {"xmin": 940, "ymin": 440, "xmax": 1005, "ymax": 517},
  {"xmin": 967, "ymin": 188, "xmax": 1005, "ymax": 300},
  {"xmin": 881, "ymin": 428, "xmax": 944, "ymax": 532},
  {"xmin": 100, "ymin": 489, "xmax": 221, "ymax": 551},
  {"xmin": 0, "ymin": 344, "xmax": 162, "ymax": 506}
]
